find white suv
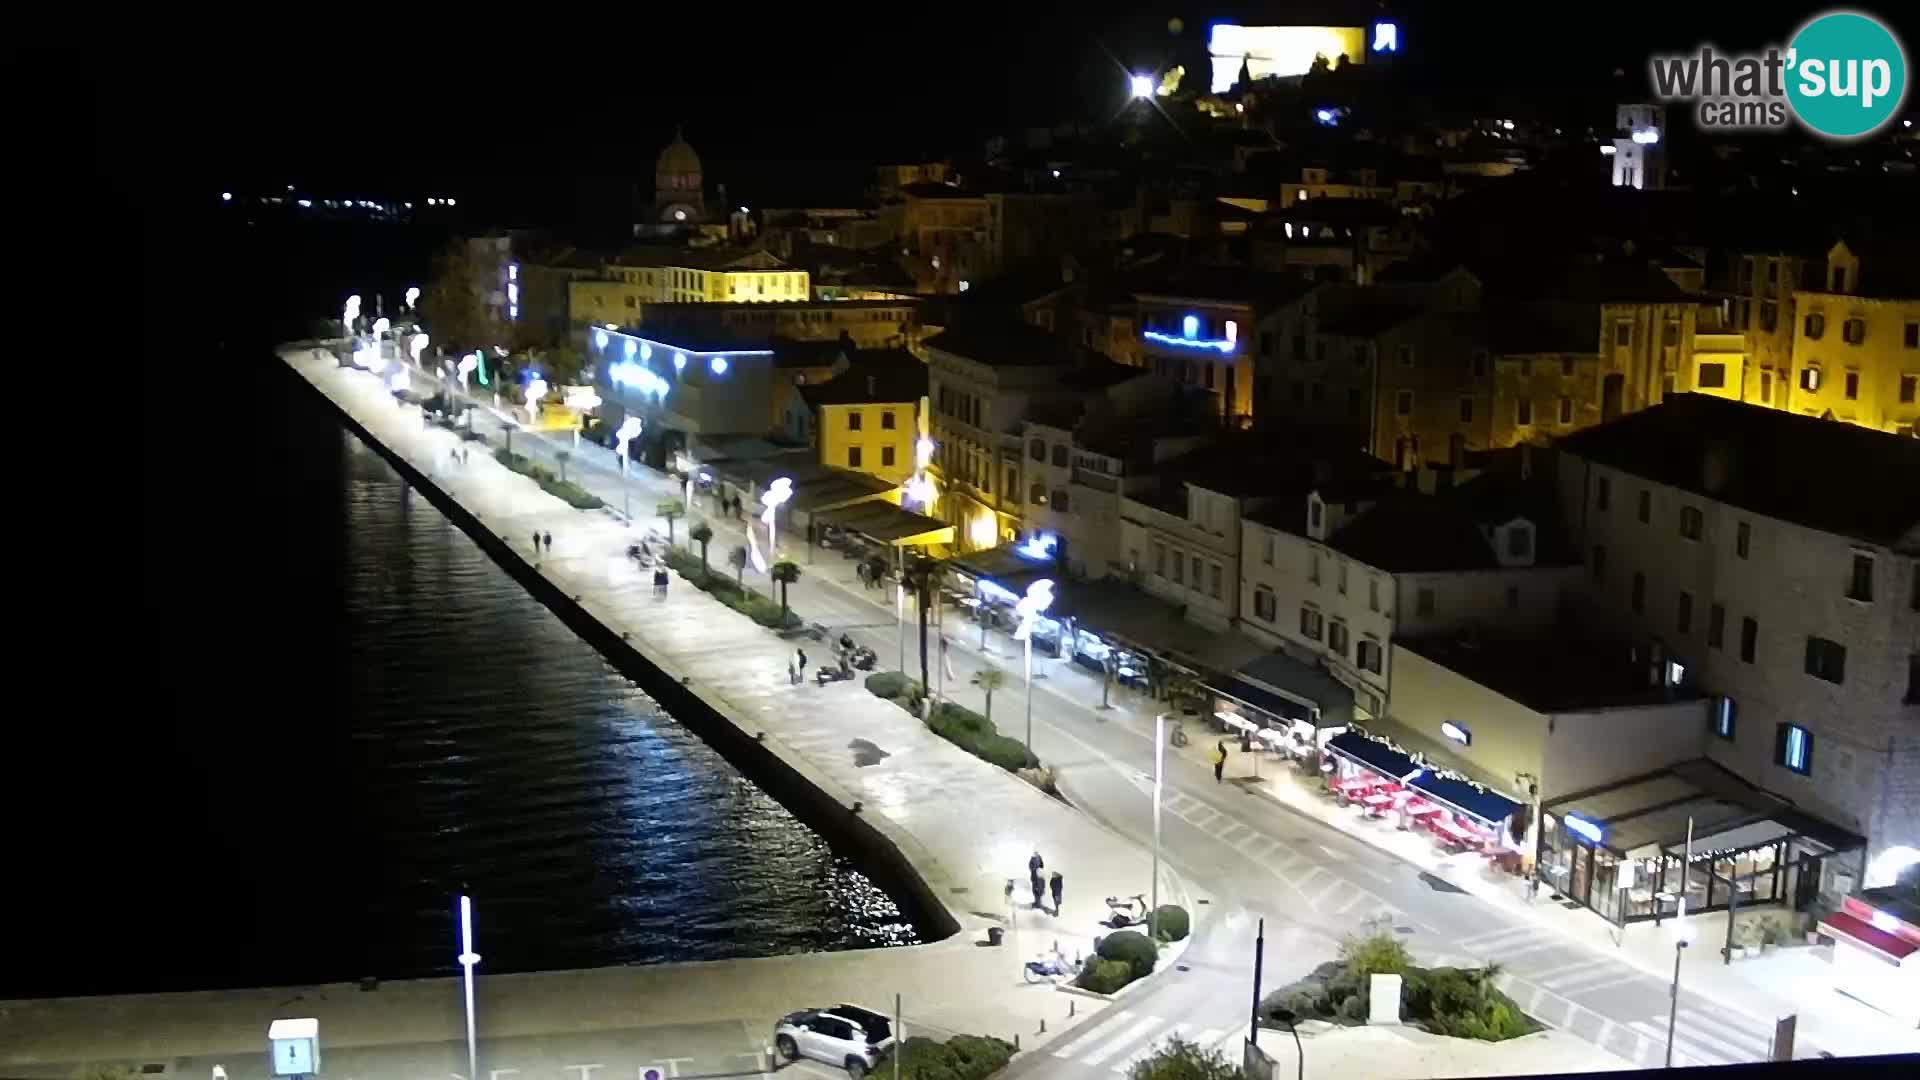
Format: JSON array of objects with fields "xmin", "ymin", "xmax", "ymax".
[{"xmin": 773, "ymin": 1004, "xmax": 895, "ymax": 1079}]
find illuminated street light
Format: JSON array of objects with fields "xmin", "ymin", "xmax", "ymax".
[
  {"xmin": 410, "ymin": 334, "xmax": 429, "ymax": 364},
  {"xmin": 457, "ymin": 353, "xmax": 477, "ymax": 392},
  {"xmin": 759, "ymin": 477, "xmax": 794, "ymax": 566},
  {"xmin": 1012, "ymin": 578, "xmax": 1056, "ymax": 753},
  {"xmin": 455, "ymin": 895, "xmax": 481, "ymax": 1080},
  {"xmin": 525, "ymin": 377, "xmax": 548, "ymax": 426},
  {"xmin": 372, "ymin": 317, "xmax": 390, "ymax": 339},
  {"xmin": 595, "ymin": 329, "xmax": 609, "ymax": 351},
  {"xmin": 342, "ymin": 294, "xmax": 361, "ymax": 334},
  {"xmin": 405, "ymin": 286, "xmax": 420, "ymax": 311},
  {"xmin": 1129, "ymin": 73, "xmax": 1154, "ymax": 99},
  {"xmin": 389, "ymin": 368, "xmax": 410, "ymax": 394},
  {"xmin": 221, "ymin": 192, "xmax": 232, "ymax": 202},
  {"xmin": 615, "ymin": 416, "xmax": 644, "ymax": 519}
]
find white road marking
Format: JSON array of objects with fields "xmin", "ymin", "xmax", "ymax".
[
  {"xmin": 1083, "ymin": 1015, "xmax": 1169, "ymax": 1067},
  {"xmin": 1214, "ymin": 822, "xmax": 1246, "ymax": 843},
  {"xmin": 1110, "ymin": 1023, "xmax": 1190, "ymax": 1073},
  {"xmin": 1235, "ymin": 834, "xmax": 1274, "ymax": 857},
  {"xmin": 1053, "ymin": 1010, "xmax": 1144, "ymax": 1059}
]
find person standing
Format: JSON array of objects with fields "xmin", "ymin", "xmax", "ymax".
[
  {"xmin": 532, "ymin": 530, "xmax": 541, "ymax": 551},
  {"xmin": 1049, "ymin": 870, "xmax": 1064, "ymax": 916},
  {"xmin": 796, "ymin": 648, "xmax": 809, "ymax": 681},
  {"xmin": 542, "ymin": 531, "xmax": 553, "ymax": 553},
  {"xmin": 1031, "ymin": 873, "xmax": 1045, "ymax": 910},
  {"xmin": 1211, "ymin": 740, "xmax": 1228, "ymax": 783}
]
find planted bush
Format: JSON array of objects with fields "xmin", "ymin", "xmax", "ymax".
[
  {"xmin": 1076, "ymin": 958, "xmax": 1135, "ymax": 995},
  {"xmin": 865, "ymin": 671, "xmax": 912, "ymax": 700},
  {"xmin": 868, "ymin": 1035, "xmax": 1015, "ymax": 1080},
  {"xmin": 1098, "ymin": 929, "xmax": 1159, "ymax": 979},
  {"xmin": 491, "ymin": 447, "xmax": 604, "ymax": 510},
  {"xmin": 1152, "ymin": 904, "xmax": 1190, "ymax": 942}
]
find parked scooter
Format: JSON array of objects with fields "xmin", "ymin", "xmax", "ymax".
[
  {"xmin": 815, "ymin": 660, "xmax": 856, "ymax": 686},
  {"xmin": 848, "ymin": 646, "xmax": 878, "ymax": 671}
]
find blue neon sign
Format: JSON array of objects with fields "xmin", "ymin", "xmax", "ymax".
[
  {"xmin": 1143, "ymin": 330, "xmax": 1237, "ymax": 354},
  {"xmin": 1564, "ymin": 814, "xmax": 1604, "ymax": 844}
]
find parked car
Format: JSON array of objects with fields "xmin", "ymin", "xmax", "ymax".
[{"xmin": 773, "ymin": 1004, "xmax": 894, "ymax": 1079}]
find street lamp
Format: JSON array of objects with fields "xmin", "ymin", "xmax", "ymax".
[
  {"xmin": 405, "ymin": 286, "xmax": 420, "ymax": 311},
  {"xmin": 1129, "ymin": 73, "xmax": 1155, "ymax": 99},
  {"xmin": 1012, "ymin": 579, "xmax": 1055, "ymax": 753},
  {"xmin": 343, "ymin": 293, "xmax": 361, "ymax": 335},
  {"xmin": 455, "ymin": 894, "xmax": 481, "ymax": 1080},
  {"xmin": 389, "ymin": 368, "xmax": 410, "ymax": 395},
  {"xmin": 1270, "ymin": 1007, "xmax": 1305, "ymax": 1080},
  {"xmin": 410, "ymin": 333, "xmax": 430, "ymax": 365},
  {"xmin": 1666, "ymin": 929, "xmax": 1693, "ymax": 1067},
  {"xmin": 1151, "ymin": 711, "xmax": 1165, "ymax": 941},
  {"xmin": 615, "ymin": 417, "xmax": 644, "ymax": 521},
  {"xmin": 525, "ymin": 377, "xmax": 548, "ymax": 427},
  {"xmin": 457, "ymin": 353, "xmax": 477, "ymax": 392},
  {"xmin": 760, "ymin": 477, "xmax": 794, "ymax": 566}
]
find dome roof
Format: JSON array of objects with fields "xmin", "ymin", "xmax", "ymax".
[{"xmin": 657, "ymin": 129, "xmax": 701, "ymax": 176}]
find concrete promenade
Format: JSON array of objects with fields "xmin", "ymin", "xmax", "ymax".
[{"xmin": 0, "ymin": 351, "xmax": 1181, "ymax": 1070}]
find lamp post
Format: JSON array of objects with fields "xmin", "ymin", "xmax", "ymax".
[
  {"xmin": 615, "ymin": 417, "xmax": 644, "ymax": 522},
  {"xmin": 1012, "ymin": 579, "xmax": 1055, "ymax": 753},
  {"xmin": 457, "ymin": 353, "xmax": 477, "ymax": 394},
  {"xmin": 455, "ymin": 895, "xmax": 481, "ymax": 1080},
  {"xmin": 525, "ymin": 377, "xmax": 548, "ymax": 428},
  {"xmin": 1150, "ymin": 711, "xmax": 1164, "ymax": 941},
  {"xmin": 761, "ymin": 477, "xmax": 793, "ymax": 561},
  {"xmin": 1270, "ymin": 1007, "xmax": 1304, "ymax": 1080},
  {"xmin": 405, "ymin": 285, "xmax": 420, "ymax": 312},
  {"xmin": 1665, "ymin": 936, "xmax": 1691, "ymax": 1067},
  {"xmin": 410, "ymin": 333, "xmax": 429, "ymax": 367}
]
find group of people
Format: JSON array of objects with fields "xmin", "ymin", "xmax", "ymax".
[
  {"xmin": 1027, "ymin": 849, "xmax": 1065, "ymax": 916},
  {"xmin": 531, "ymin": 531, "xmax": 553, "ymax": 554}
]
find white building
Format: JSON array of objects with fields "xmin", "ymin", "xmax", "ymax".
[
  {"xmin": 1238, "ymin": 465, "xmax": 1580, "ymax": 721},
  {"xmin": 1610, "ymin": 103, "xmax": 1667, "ymax": 191},
  {"xmin": 1555, "ymin": 393, "xmax": 1920, "ymax": 888}
]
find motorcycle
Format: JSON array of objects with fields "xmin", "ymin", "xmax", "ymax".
[
  {"xmin": 848, "ymin": 646, "xmax": 878, "ymax": 671},
  {"xmin": 1023, "ymin": 951, "xmax": 1079, "ymax": 983},
  {"xmin": 815, "ymin": 662, "xmax": 856, "ymax": 686},
  {"xmin": 1102, "ymin": 893, "xmax": 1150, "ymax": 930}
]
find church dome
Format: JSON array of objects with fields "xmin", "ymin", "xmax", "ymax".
[{"xmin": 657, "ymin": 129, "xmax": 701, "ymax": 177}]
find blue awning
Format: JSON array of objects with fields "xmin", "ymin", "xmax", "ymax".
[
  {"xmin": 1203, "ymin": 673, "xmax": 1317, "ymax": 726},
  {"xmin": 1326, "ymin": 732, "xmax": 1418, "ymax": 781},
  {"xmin": 1410, "ymin": 773, "xmax": 1522, "ymax": 825}
]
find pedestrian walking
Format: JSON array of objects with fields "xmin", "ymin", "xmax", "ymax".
[
  {"xmin": 1031, "ymin": 873, "xmax": 1045, "ymax": 910},
  {"xmin": 543, "ymin": 531, "xmax": 553, "ymax": 553},
  {"xmin": 532, "ymin": 530, "xmax": 541, "ymax": 551},
  {"xmin": 1049, "ymin": 870, "xmax": 1064, "ymax": 916},
  {"xmin": 796, "ymin": 648, "xmax": 809, "ymax": 680},
  {"xmin": 653, "ymin": 567, "xmax": 669, "ymax": 597},
  {"xmin": 788, "ymin": 660, "xmax": 799, "ymax": 685},
  {"xmin": 1211, "ymin": 740, "xmax": 1228, "ymax": 783}
]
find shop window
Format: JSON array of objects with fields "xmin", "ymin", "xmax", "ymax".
[
  {"xmin": 1712, "ymin": 696, "xmax": 1736, "ymax": 740},
  {"xmin": 1847, "ymin": 553, "xmax": 1874, "ymax": 601},
  {"xmin": 1775, "ymin": 723, "xmax": 1813, "ymax": 775},
  {"xmin": 1804, "ymin": 636, "xmax": 1845, "ymax": 683},
  {"xmin": 1253, "ymin": 586, "xmax": 1277, "ymax": 622},
  {"xmin": 1299, "ymin": 607, "xmax": 1323, "ymax": 641},
  {"xmin": 1328, "ymin": 620, "xmax": 1350, "ymax": 657}
]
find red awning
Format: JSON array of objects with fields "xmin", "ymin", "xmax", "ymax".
[{"xmin": 1819, "ymin": 912, "xmax": 1919, "ymax": 963}]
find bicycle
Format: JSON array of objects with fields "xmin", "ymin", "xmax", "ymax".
[{"xmin": 1102, "ymin": 893, "xmax": 1149, "ymax": 929}]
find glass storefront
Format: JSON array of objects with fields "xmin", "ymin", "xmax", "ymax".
[{"xmin": 1541, "ymin": 813, "xmax": 1792, "ymax": 926}]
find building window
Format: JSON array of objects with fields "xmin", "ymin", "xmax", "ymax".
[
  {"xmin": 1006, "ymin": 466, "xmax": 1016, "ymax": 494},
  {"xmin": 1209, "ymin": 562, "xmax": 1223, "ymax": 599},
  {"xmin": 1358, "ymin": 638, "xmax": 1382, "ymax": 674},
  {"xmin": 1739, "ymin": 616, "xmax": 1759, "ymax": 663},
  {"xmin": 1053, "ymin": 489, "xmax": 1070, "ymax": 512},
  {"xmin": 1192, "ymin": 555, "xmax": 1204, "ymax": 588},
  {"xmin": 1254, "ymin": 586, "xmax": 1277, "ymax": 621},
  {"xmin": 1458, "ymin": 397, "xmax": 1474, "ymax": 423},
  {"xmin": 1631, "ymin": 571, "xmax": 1646, "ymax": 613},
  {"xmin": 848, "ymin": 411, "xmax": 863, "ymax": 431},
  {"xmin": 1847, "ymin": 553, "xmax": 1874, "ymax": 601},
  {"xmin": 1507, "ymin": 525, "xmax": 1532, "ymax": 559},
  {"xmin": 1472, "ymin": 351, "xmax": 1489, "ymax": 377},
  {"xmin": 1775, "ymin": 723, "xmax": 1813, "ymax": 775},
  {"xmin": 1396, "ymin": 390, "xmax": 1413, "ymax": 416},
  {"xmin": 1906, "ymin": 654, "xmax": 1919, "ymax": 704},
  {"xmin": 1842, "ymin": 370, "xmax": 1860, "ymax": 400},
  {"xmin": 1638, "ymin": 489, "xmax": 1652, "ymax": 524},
  {"xmin": 1171, "ymin": 550, "xmax": 1185, "ymax": 584},
  {"xmin": 1596, "ymin": 475, "xmax": 1611, "ymax": 510},
  {"xmin": 1368, "ymin": 577, "xmax": 1380, "ymax": 612},
  {"xmin": 1761, "ymin": 301, "xmax": 1778, "ymax": 331},
  {"xmin": 1029, "ymin": 483, "xmax": 1046, "ymax": 505},
  {"xmin": 1562, "ymin": 356, "xmax": 1576, "ymax": 376},
  {"xmin": 1153, "ymin": 542, "xmax": 1167, "ymax": 577},
  {"xmin": 1712, "ymin": 697, "xmax": 1736, "ymax": 740},
  {"xmin": 1559, "ymin": 396, "xmax": 1573, "ymax": 423},
  {"xmin": 1263, "ymin": 533, "xmax": 1276, "ymax": 566},
  {"xmin": 1736, "ymin": 521, "xmax": 1751, "ymax": 559},
  {"xmin": 1299, "ymin": 606, "xmax": 1323, "ymax": 641},
  {"xmin": 1804, "ymin": 313, "xmax": 1825, "ymax": 340},
  {"xmin": 1328, "ymin": 620, "xmax": 1350, "ymax": 657},
  {"xmin": 1309, "ymin": 552, "xmax": 1322, "ymax": 584},
  {"xmin": 1416, "ymin": 587, "xmax": 1435, "ymax": 616},
  {"xmin": 1336, "ymin": 561, "xmax": 1348, "ymax": 595},
  {"xmin": 1902, "ymin": 375, "xmax": 1918, "ymax": 404},
  {"xmin": 1614, "ymin": 321, "xmax": 1633, "ymax": 347},
  {"xmin": 1397, "ymin": 345, "xmax": 1414, "ymax": 367},
  {"xmin": 848, "ymin": 447, "xmax": 863, "ymax": 468},
  {"xmin": 1761, "ymin": 370, "xmax": 1773, "ymax": 402},
  {"xmin": 1843, "ymin": 318, "xmax": 1866, "ymax": 345},
  {"xmin": 1905, "ymin": 321, "xmax": 1919, "ymax": 348},
  {"xmin": 1052, "ymin": 445, "xmax": 1069, "ymax": 467},
  {"xmin": 881, "ymin": 410, "xmax": 896, "ymax": 430},
  {"xmin": 1679, "ymin": 506, "xmax": 1703, "ymax": 540},
  {"xmin": 1697, "ymin": 362, "xmax": 1727, "ymax": 388},
  {"xmin": 1678, "ymin": 591, "xmax": 1693, "ymax": 635},
  {"xmin": 1804, "ymin": 636, "xmax": 1845, "ymax": 683},
  {"xmin": 1516, "ymin": 398, "xmax": 1533, "ymax": 425},
  {"xmin": 1591, "ymin": 544, "xmax": 1607, "ymax": 583},
  {"xmin": 1708, "ymin": 603, "xmax": 1726, "ymax": 649},
  {"xmin": 881, "ymin": 446, "xmax": 896, "ymax": 468},
  {"xmin": 1801, "ymin": 366, "xmax": 1822, "ymax": 392}
]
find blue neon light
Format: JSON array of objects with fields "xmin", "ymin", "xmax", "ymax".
[
  {"xmin": 609, "ymin": 360, "xmax": 670, "ymax": 400},
  {"xmin": 1144, "ymin": 330, "xmax": 1236, "ymax": 354},
  {"xmin": 1564, "ymin": 815, "xmax": 1604, "ymax": 844},
  {"xmin": 1016, "ymin": 532, "xmax": 1058, "ymax": 560},
  {"xmin": 1182, "ymin": 315, "xmax": 1199, "ymax": 339},
  {"xmin": 1372, "ymin": 21, "xmax": 1398, "ymax": 53}
]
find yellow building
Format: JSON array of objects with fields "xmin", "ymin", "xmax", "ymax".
[
  {"xmin": 796, "ymin": 348, "xmax": 929, "ymax": 486},
  {"xmin": 1787, "ymin": 241, "xmax": 1920, "ymax": 436},
  {"xmin": 568, "ymin": 247, "xmax": 809, "ymax": 324}
]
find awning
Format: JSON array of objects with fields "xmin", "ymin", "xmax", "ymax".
[
  {"xmin": 816, "ymin": 501, "xmax": 954, "ymax": 546},
  {"xmin": 1327, "ymin": 732, "xmax": 1419, "ymax": 782},
  {"xmin": 1409, "ymin": 772, "xmax": 1522, "ymax": 826},
  {"xmin": 1205, "ymin": 673, "xmax": 1319, "ymax": 727},
  {"xmin": 1819, "ymin": 912, "xmax": 1919, "ymax": 964},
  {"xmin": 1232, "ymin": 652, "xmax": 1357, "ymax": 729}
]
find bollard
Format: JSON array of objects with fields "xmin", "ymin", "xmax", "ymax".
[
  {"xmin": 1039, "ymin": 1019, "xmax": 1046, "ymax": 1033},
  {"xmin": 1069, "ymin": 1000, "xmax": 1076, "ymax": 1017},
  {"xmin": 1014, "ymin": 1034, "xmax": 1021, "ymax": 1052}
]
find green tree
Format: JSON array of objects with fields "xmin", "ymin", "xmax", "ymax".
[
  {"xmin": 972, "ymin": 667, "xmax": 1008, "ymax": 723},
  {"xmin": 729, "ymin": 544, "xmax": 749, "ymax": 585},
  {"xmin": 1126, "ymin": 1036, "xmax": 1243, "ymax": 1080},
  {"xmin": 555, "ymin": 449, "xmax": 571, "ymax": 484},
  {"xmin": 690, "ymin": 521, "xmax": 714, "ymax": 575},
  {"xmin": 518, "ymin": 342, "xmax": 587, "ymax": 386},
  {"xmin": 419, "ymin": 238, "xmax": 505, "ymax": 354},
  {"xmin": 770, "ymin": 561, "xmax": 802, "ymax": 618},
  {"xmin": 658, "ymin": 502, "xmax": 684, "ymax": 546}
]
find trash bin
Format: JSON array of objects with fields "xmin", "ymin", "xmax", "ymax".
[{"xmin": 987, "ymin": 927, "xmax": 1004, "ymax": 946}]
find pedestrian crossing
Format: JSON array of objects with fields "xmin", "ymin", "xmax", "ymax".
[
  {"xmin": 1438, "ymin": 923, "xmax": 1802, "ymax": 1069},
  {"xmin": 1051, "ymin": 1009, "xmax": 1239, "ymax": 1075},
  {"xmin": 1154, "ymin": 789, "xmax": 1401, "ymax": 924}
]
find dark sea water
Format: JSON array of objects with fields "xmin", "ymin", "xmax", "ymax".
[{"xmin": 20, "ymin": 218, "xmax": 917, "ymax": 1000}]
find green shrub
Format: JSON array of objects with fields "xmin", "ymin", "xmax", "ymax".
[
  {"xmin": 1124, "ymin": 1036, "xmax": 1241, "ymax": 1080},
  {"xmin": 1098, "ymin": 930, "xmax": 1159, "ymax": 979},
  {"xmin": 942, "ymin": 1034, "xmax": 1016, "ymax": 1077},
  {"xmin": 865, "ymin": 671, "xmax": 911, "ymax": 699},
  {"xmin": 1266, "ymin": 988, "xmax": 1321, "ymax": 1022},
  {"xmin": 1152, "ymin": 904, "xmax": 1190, "ymax": 942},
  {"xmin": 490, "ymin": 447, "xmax": 603, "ymax": 509},
  {"xmin": 1338, "ymin": 994, "xmax": 1370, "ymax": 1023},
  {"xmin": 1077, "ymin": 958, "xmax": 1135, "ymax": 994},
  {"xmin": 1339, "ymin": 932, "xmax": 1412, "ymax": 979}
]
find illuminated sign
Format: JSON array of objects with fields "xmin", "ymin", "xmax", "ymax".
[
  {"xmin": 1144, "ymin": 315, "xmax": 1238, "ymax": 354},
  {"xmin": 1632, "ymin": 128, "xmax": 1662, "ymax": 144},
  {"xmin": 609, "ymin": 360, "xmax": 670, "ymax": 399},
  {"xmin": 1016, "ymin": 532, "xmax": 1058, "ymax": 560},
  {"xmin": 1564, "ymin": 815, "xmax": 1605, "ymax": 844},
  {"xmin": 1439, "ymin": 721, "xmax": 1471, "ymax": 746},
  {"xmin": 1208, "ymin": 24, "xmax": 1367, "ymax": 92},
  {"xmin": 1372, "ymin": 22, "xmax": 1398, "ymax": 53}
]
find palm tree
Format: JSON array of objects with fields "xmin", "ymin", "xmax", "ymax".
[
  {"xmin": 555, "ymin": 449, "xmax": 571, "ymax": 484},
  {"xmin": 728, "ymin": 544, "xmax": 749, "ymax": 586},
  {"xmin": 658, "ymin": 502, "xmax": 684, "ymax": 545},
  {"xmin": 972, "ymin": 667, "xmax": 1009, "ymax": 723},
  {"xmin": 770, "ymin": 561, "xmax": 802, "ymax": 618},
  {"xmin": 689, "ymin": 521, "xmax": 714, "ymax": 576}
]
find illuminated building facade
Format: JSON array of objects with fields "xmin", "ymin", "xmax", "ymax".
[
  {"xmin": 1136, "ymin": 271, "xmax": 1315, "ymax": 426},
  {"xmin": 590, "ymin": 326, "xmax": 779, "ymax": 441},
  {"xmin": 655, "ymin": 128, "xmax": 706, "ymax": 225},
  {"xmin": 1788, "ymin": 242, "xmax": 1920, "ymax": 437},
  {"xmin": 1207, "ymin": 23, "xmax": 1367, "ymax": 92},
  {"xmin": 1556, "ymin": 395, "xmax": 1920, "ymax": 894},
  {"xmin": 568, "ymin": 248, "xmax": 810, "ymax": 324},
  {"xmin": 796, "ymin": 349, "xmax": 929, "ymax": 487},
  {"xmin": 1610, "ymin": 104, "xmax": 1668, "ymax": 191}
]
